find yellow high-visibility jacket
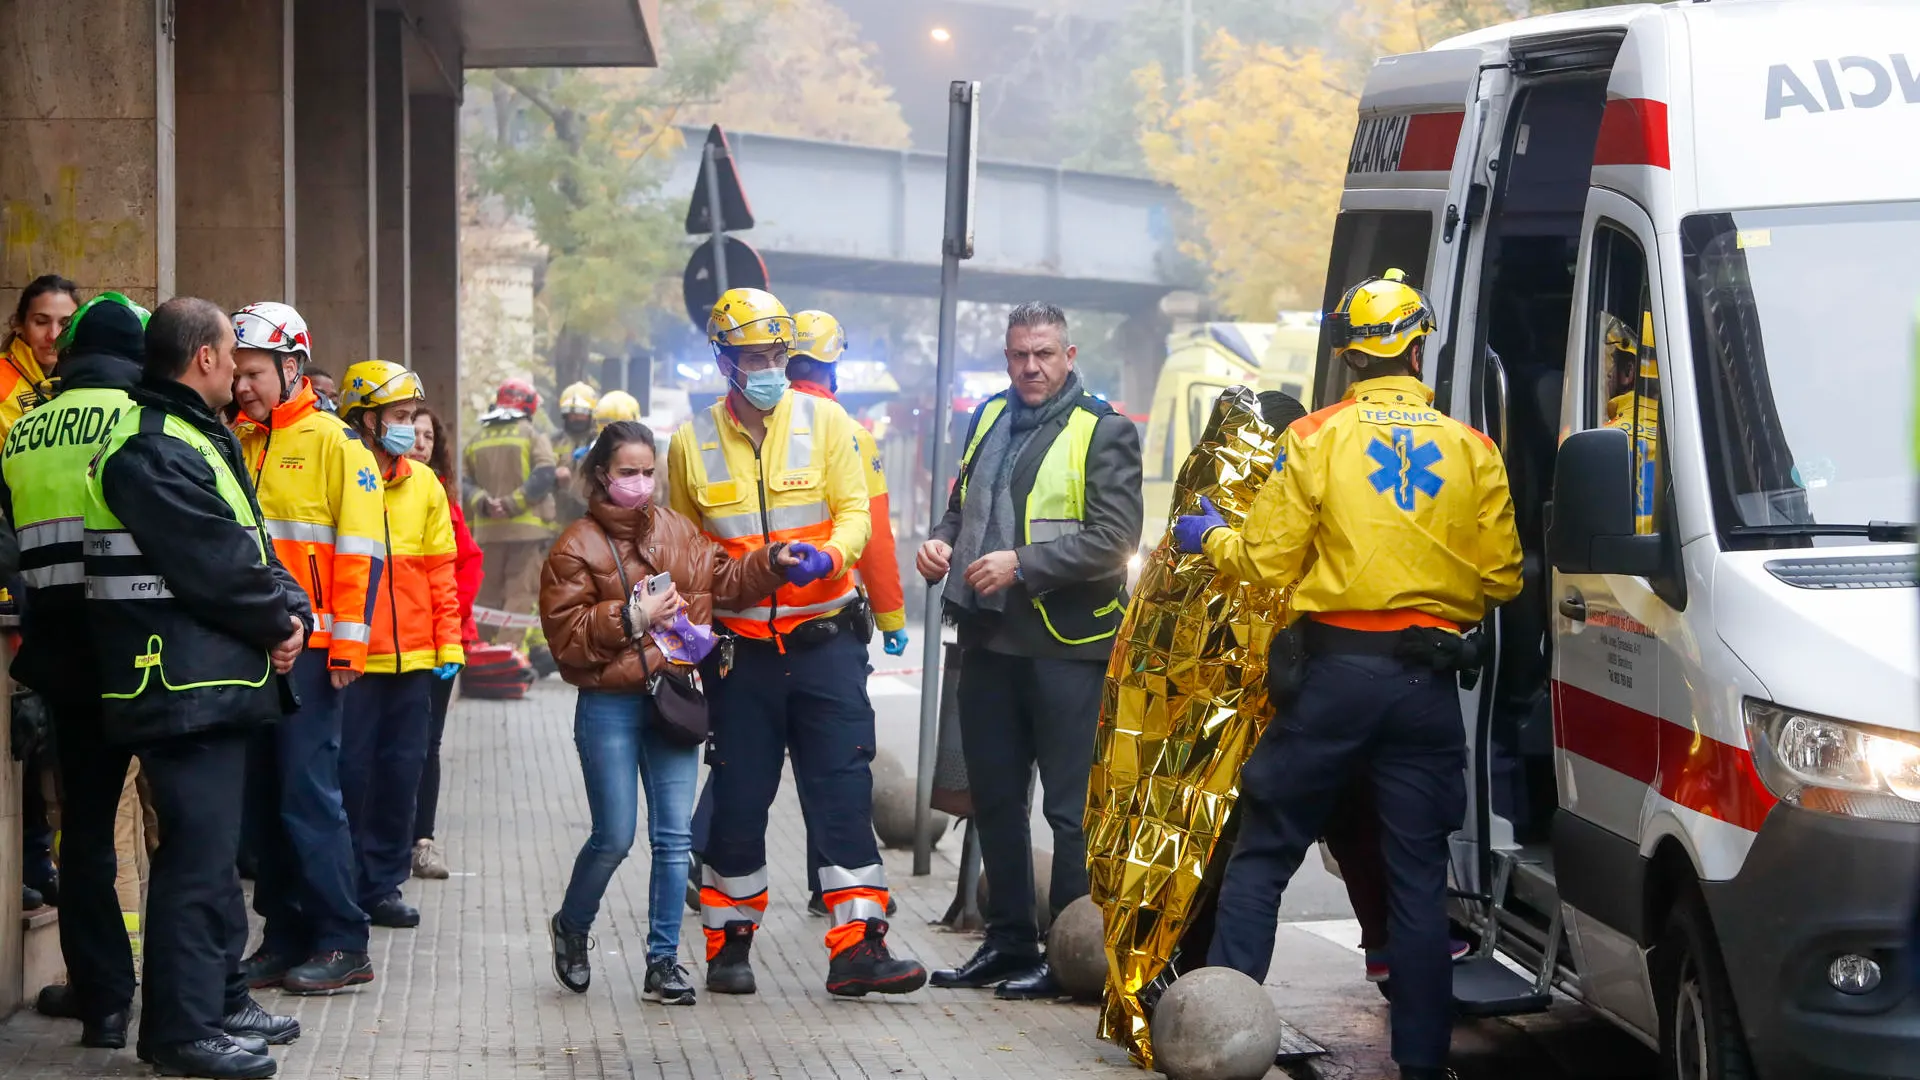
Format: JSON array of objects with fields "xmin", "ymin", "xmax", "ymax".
[
  {"xmin": 1205, "ymin": 375, "xmax": 1523, "ymax": 630},
  {"xmin": 669, "ymin": 391, "xmax": 870, "ymax": 640},
  {"xmin": 0, "ymin": 337, "xmax": 53, "ymax": 439}
]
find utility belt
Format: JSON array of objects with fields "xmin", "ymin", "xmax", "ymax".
[
  {"xmin": 719, "ymin": 593, "xmax": 875, "ymax": 668},
  {"xmin": 1267, "ymin": 619, "xmax": 1487, "ymax": 706}
]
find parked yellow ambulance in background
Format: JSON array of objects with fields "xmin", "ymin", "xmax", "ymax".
[{"xmin": 1313, "ymin": 2, "xmax": 1920, "ymax": 1077}]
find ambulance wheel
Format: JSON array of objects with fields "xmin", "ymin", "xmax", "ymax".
[{"xmin": 1655, "ymin": 890, "xmax": 1753, "ymax": 1080}]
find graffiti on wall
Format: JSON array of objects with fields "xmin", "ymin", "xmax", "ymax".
[{"xmin": 2, "ymin": 166, "xmax": 145, "ymax": 283}]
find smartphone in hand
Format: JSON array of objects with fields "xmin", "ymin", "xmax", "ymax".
[{"xmin": 645, "ymin": 571, "xmax": 672, "ymax": 596}]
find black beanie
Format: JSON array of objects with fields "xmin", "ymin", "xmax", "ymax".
[{"xmin": 64, "ymin": 299, "xmax": 146, "ymax": 365}]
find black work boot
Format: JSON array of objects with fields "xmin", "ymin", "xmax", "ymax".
[
  {"xmin": 826, "ymin": 918, "xmax": 928, "ymax": 998},
  {"xmin": 367, "ymin": 893, "xmax": 420, "ymax": 928},
  {"xmin": 548, "ymin": 913, "xmax": 591, "ymax": 994},
  {"xmin": 705, "ymin": 921, "xmax": 758, "ymax": 995},
  {"xmin": 222, "ymin": 996, "xmax": 302, "ymax": 1044},
  {"xmin": 240, "ymin": 948, "xmax": 296, "ymax": 990},
  {"xmin": 143, "ymin": 1035, "xmax": 276, "ymax": 1077},
  {"xmin": 282, "ymin": 951, "xmax": 374, "ymax": 995}
]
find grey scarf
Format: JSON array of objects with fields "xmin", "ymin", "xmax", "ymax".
[{"xmin": 946, "ymin": 370, "xmax": 1084, "ymax": 614}]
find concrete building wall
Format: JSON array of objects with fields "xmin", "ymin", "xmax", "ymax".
[
  {"xmin": 374, "ymin": 11, "xmax": 411, "ymax": 365},
  {"xmin": 293, "ymin": 0, "xmax": 375, "ymax": 377},
  {"xmin": 410, "ymin": 93, "xmax": 460, "ymax": 428}
]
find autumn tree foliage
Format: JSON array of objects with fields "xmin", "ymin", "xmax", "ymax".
[{"xmin": 1139, "ymin": 0, "xmax": 1612, "ymax": 318}]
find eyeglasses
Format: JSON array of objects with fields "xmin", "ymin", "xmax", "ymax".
[{"xmin": 731, "ymin": 345, "xmax": 789, "ymax": 372}]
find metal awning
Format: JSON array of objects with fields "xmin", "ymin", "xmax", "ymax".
[{"xmin": 461, "ymin": 0, "xmax": 659, "ymax": 67}]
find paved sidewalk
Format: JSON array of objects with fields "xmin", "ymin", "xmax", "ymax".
[{"xmin": 0, "ymin": 681, "xmax": 1156, "ymax": 1080}]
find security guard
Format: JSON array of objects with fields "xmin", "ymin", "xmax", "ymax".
[
  {"xmin": 465, "ymin": 378, "xmax": 557, "ymax": 656},
  {"xmin": 1172, "ymin": 270, "xmax": 1522, "ymax": 1080},
  {"xmin": 552, "ymin": 381, "xmax": 599, "ymax": 525},
  {"xmin": 0, "ymin": 293, "xmax": 149, "ymax": 1049},
  {"xmin": 229, "ymin": 301, "xmax": 383, "ymax": 995},
  {"xmin": 86, "ymin": 296, "xmax": 310, "ymax": 1078},
  {"xmin": 668, "ymin": 287, "xmax": 925, "ymax": 998}
]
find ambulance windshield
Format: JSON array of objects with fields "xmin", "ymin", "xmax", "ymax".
[{"xmin": 1683, "ymin": 201, "xmax": 1920, "ymax": 546}]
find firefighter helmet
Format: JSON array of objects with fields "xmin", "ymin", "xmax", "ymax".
[
  {"xmin": 1326, "ymin": 268, "xmax": 1436, "ymax": 360},
  {"xmin": 593, "ymin": 390, "xmax": 642, "ymax": 424},
  {"xmin": 338, "ymin": 360, "xmax": 424, "ymax": 422},
  {"xmin": 793, "ymin": 310, "xmax": 847, "ymax": 364},
  {"xmin": 707, "ymin": 288, "xmax": 795, "ymax": 352},
  {"xmin": 559, "ymin": 381, "xmax": 599, "ymax": 416}
]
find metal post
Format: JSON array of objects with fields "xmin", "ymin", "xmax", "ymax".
[
  {"xmin": 704, "ymin": 141, "xmax": 729, "ymax": 294},
  {"xmin": 1181, "ymin": 0, "xmax": 1195, "ymax": 94},
  {"xmin": 914, "ymin": 81, "xmax": 979, "ymax": 876}
]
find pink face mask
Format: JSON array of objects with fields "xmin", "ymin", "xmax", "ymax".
[{"xmin": 606, "ymin": 472, "xmax": 654, "ymax": 509}]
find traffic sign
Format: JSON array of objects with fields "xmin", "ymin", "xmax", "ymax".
[
  {"xmin": 682, "ymin": 236, "xmax": 769, "ymax": 331},
  {"xmin": 685, "ymin": 126, "xmax": 755, "ymax": 235}
]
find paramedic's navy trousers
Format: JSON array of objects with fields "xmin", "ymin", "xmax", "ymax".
[{"xmin": 1207, "ymin": 651, "xmax": 1466, "ymax": 1070}]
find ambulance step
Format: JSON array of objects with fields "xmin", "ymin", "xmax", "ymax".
[{"xmin": 1451, "ymin": 956, "xmax": 1551, "ymax": 1017}]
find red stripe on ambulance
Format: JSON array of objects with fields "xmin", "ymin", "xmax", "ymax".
[
  {"xmin": 1592, "ymin": 97, "xmax": 1671, "ymax": 169},
  {"xmin": 1346, "ymin": 110, "xmax": 1465, "ymax": 175},
  {"xmin": 1553, "ymin": 680, "xmax": 1775, "ymax": 833}
]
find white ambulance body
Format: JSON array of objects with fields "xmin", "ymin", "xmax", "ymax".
[{"xmin": 1319, "ymin": 2, "xmax": 1920, "ymax": 1076}]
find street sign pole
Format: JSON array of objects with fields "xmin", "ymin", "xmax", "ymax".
[
  {"xmin": 703, "ymin": 141, "xmax": 730, "ymax": 295},
  {"xmin": 914, "ymin": 80, "xmax": 980, "ymax": 876}
]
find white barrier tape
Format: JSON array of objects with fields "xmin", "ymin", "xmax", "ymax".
[{"xmin": 471, "ymin": 606, "xmax": 543, "ymax": 630}]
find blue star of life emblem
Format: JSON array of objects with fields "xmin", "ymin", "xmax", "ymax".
[
  {"xmin": 1366, "ymin": 427, "xmax": 1444, "ymax": 511},
  {"xmin": 356, "ymin": 467, "xmax": 378, "ymax": 492},
  {"xmin": 1273, "ymin": 446, "xmax": 1286, "ymax": 474}
]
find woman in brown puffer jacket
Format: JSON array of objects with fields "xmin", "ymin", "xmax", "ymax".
[{"xmin": 538, "ymin": 420, "xmax": 797, "ymax": 1006}]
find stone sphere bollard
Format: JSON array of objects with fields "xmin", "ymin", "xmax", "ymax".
[
  {"xmin": 1046, "ymin": 895, "xmax": 1107, "ymax": 1001},
  {"xmin": 871, "ymin": 765, "xmax": 949, "ymax": 848},
  {"xmin": 1150, "ymin": 968, "xmax": 1285, "ymax": 1080}
]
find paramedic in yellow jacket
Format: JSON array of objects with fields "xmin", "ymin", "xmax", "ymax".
[
  {"xmin": 668, "ymin": 287, "xmax": 926, "ymax": 1000},
  {"xmin": 465, "ymin": 377, "xmax": 557, "ymax": 654},
  {"xmin": 1601, "ymin": 312, "xmax": 1661, "ymax": 535},
  {"xmin": 1172, "ymin": 269, "xmax": 1522, "ymax": 1080},
  {"xmin": 0, "ymin": 275, "xmax": 77, "ymax": 436},
  {"xmin": 337, "ymin": 361, "xmax": 464, "ymax": 933},
  {"xmin": 230, "ymin": 301, "xmax": 387, "ymax": 993}
]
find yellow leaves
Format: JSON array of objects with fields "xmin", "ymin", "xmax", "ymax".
[{"xmin": 1138, "ymin": 0, "xmax": 1520, "ymax": 318}]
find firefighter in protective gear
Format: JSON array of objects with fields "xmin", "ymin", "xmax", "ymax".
[
  {"xmin": 668, "ymin": 287, "xmax": 926, "ymax": 999},
  {"xmin": 592, "ymin": 390, "xmax": 641, "ymax": 428},
  {"xmin": 0, "ymin": 292, "xmax": 148, "ymax": 1043},
  {"xmin": 230, "ymin": 301, "xmax": 386, "ymax": 994},
  {"xmin": 1173, "ymin": 269, "xmax": 1522, "ymax": 1080},
  {"xmin": 337, "ymin": 362, "xmax": 463, "ymax": 932},
  {"xmin": 552, "ymin": 382, "xmax": 599, "ymax": 526},
  {"xmin": 465, "ymin": 378, "xmax": 557, "ymax": 653}
]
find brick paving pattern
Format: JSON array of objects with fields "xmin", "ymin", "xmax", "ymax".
[{"xmin": 0, "ymin": 681, "xmax": 1149, "ymax": 1079}]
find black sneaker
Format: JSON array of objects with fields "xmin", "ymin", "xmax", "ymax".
[
  {"xmin": 826, "ymin": 918, "xmax": 928, "ymax": 998},
  {"xmin": 643, "ymin": 956, "xmax": 696, "ymax": 1005},
  {"xmin": 241, "ymin": 948, "xmax": 296, "ymax": 990},
  {"xmin": 282, "ymin": 950, "xmax": 374, "ymax": 995},
  {"xmin": 548, "ymin": 913, "xmax": 591, "ymax": 994},
  {"xmin": 222, "ymin": 997, "xmax": 302, "ymax": 1044},
  {"xmin": 705, "ymin": 921, "xmax": 757, "ymax": 995}
]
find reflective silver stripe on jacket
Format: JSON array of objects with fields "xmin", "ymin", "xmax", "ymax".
[
  {"xmin": 330, "ymin": 620, "xmax": 371, "ymax": 644},
  {"xmin": 87, "ymin": 575, "xmax": 174, "ymax": 601},
  {"xmin": 690, "ymin": 407, "xmax": 732, "ymax": 484},
  {"xmin": 22, "ymin": 564, "xmax": 84, "ymax": 588},
  {"xmin": 265, "ymin": 519, "xmax": 335, "ymax": 544},
  {"xmin": 788, "ymin": 392, "xmax": 817, "ymax": 465},
  {"xmin": 1028, "ymin": 519, "xmax": 1083, "ymax": 543},
  {"xmin": 84, "ymin": 530, "xmax": 142, "ymax": 557},
  {"xmin": 336, "ymin": 535, "xmax": 386, "ymax": 558},
  {"xmin": 18, "ymin": 518, "xmax": 82, "ymax": 550},
  {"xmin": 713, "ymin": 589, "xmax": 856, "ymax": 624},
  {"xmin": 703, "ymin": 502, "xmax": 831, "ymax": 542},
  {"xmin": 818, "ymin": 864, "xmax": 887, "ymax": 891},
  {"xmin": 701, "ymin": 865, "xmax": 769, "ymax": 899}
]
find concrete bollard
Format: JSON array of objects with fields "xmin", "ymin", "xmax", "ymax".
[
  {"xmin": 1149, "ymin": 967, "xmax": 1285, "ymax": 1080},
  {"xmin": 1046, "ymin": 895, "xmax": 1106, "ymax": 1001}
]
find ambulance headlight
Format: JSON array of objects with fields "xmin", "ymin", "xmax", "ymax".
[{"xmin": 1745, "ymin": 701, "xmax": 1920, "ymax": 823}]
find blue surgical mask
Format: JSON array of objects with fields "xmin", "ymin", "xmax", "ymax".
[
  {"xmin": 737, "ymin": 368, "xmax": 790, "ymax": 411},
  {"xmin": 379, "ymin": 421, "xmax": 417, "ymax": 456}
]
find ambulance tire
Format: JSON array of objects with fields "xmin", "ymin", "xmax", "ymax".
[{"xmin": 1655, "ymin": 890, "xmax": 1754, "ymax": 1080}]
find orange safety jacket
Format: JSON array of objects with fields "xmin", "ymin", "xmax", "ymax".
[
  {"xmin": 234, "ymin": 379, "xmax": 386, "ymax": 672},
  {"xmin": 793, "ymin": 382, "xmax": 905, "ymax": 632},
  {"xmin": 364, "ymin": 455, "xmax": 464, "ymax": 674},
  {"xmin": 0, "ymin": 337, "xmax": 54, "ymax": 439},
  {"xmin": 668, "ymin": 391, "xmax": 871, "ymax": 641}
]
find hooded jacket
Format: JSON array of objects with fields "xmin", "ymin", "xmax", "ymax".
[
  {"xmin": 362, "ymin": 454, "xmax": 464, "ymax": 674},
  {"xmin": 539, "ymin": 497, "xmax": 784, "ymax": 691}
]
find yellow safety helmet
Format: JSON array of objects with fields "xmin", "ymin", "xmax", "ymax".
[
  {"xmin": 593, "ymin": 390, "xmax": 641, "ymax": 425},
  {"xmin": 559, "ymin": 381, "xmax": 599, "ymax": 416},
  {"xmin": 707, "ymin": 288, "xmax": 796, "ymax": 352},
  {"xmin": 338, "ymin": 359, "xmax": 424, "ymax": 421},
  {"xmin": 1327, "ymin": 268, "xmax": 1437, "ymax": 360},
  {"xmin": 792, "ymin": 310, "xmax": 847, "ymax": 364}
]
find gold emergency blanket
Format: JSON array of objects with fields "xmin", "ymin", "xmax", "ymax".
[{"xmin": 1086, "ymin": 386, "xmax": 1288, "ymax": 1068}]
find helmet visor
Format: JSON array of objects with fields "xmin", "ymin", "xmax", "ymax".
[
  {"xmin": 365, "ymin": 370, "xmax": 424, "ymax": 406},
  {"xmin": 711, "ymin": 314, "xmax": 796, "ymax": 349}
]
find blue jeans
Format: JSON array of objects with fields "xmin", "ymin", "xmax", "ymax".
[{"xmin": 558, "ymin": 690, "xmax": 700, "ymax": 961}]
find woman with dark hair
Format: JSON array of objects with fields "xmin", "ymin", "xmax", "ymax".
[
  {"xmin": 405, "ymin": 405, "xmax": 483, "ymax": 879},
  {"xmin": 1, "ymin": 274, "xmax": 79, "ymax": 435},
  {"xmin": 539, "ymin": 421, "xmax": 800, "ymax": 1005}
]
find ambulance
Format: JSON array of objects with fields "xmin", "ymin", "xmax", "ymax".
[{"xmin": 1316, "ymin": 2, "xmax": 1920, "ymax": 1076}]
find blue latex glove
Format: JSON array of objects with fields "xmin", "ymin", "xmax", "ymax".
[
  {"xmin": 783, "ymin": 542, "xmax": 835, "ymax": 587},
  {"xmin": 883, "ymin": 628, "xmax": 910, "ymax": 656},
  {"xmin": 434, "ymin": 662, "xmax": 462, "ymax": 681},
  {"xmin": 1171, "ymin": 496, "xmax": 1226, "ymax": 554}
]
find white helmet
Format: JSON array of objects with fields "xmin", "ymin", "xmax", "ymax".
[{"xmin": 232, "ymin": 302, "xmax": 313, "ymax": 359}]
